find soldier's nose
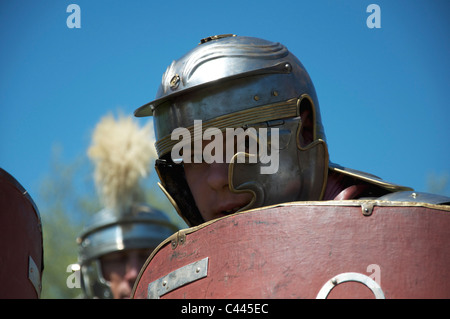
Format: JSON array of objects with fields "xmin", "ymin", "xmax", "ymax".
[{"xmin": 206, "ymin": 162, "xmax": 229, "ymax": 191}]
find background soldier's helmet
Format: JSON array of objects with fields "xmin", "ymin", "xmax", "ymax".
[
  {"xmin": 135, "ymin": 35, "xmax": 328, "ymax": 226},
  {"xmin": 77, "ymin": 114, "xmax": 179, "ymax": 298},
  {"xmin": 77, "ymin": 205, "xmax": 178, "ymax": 298}
]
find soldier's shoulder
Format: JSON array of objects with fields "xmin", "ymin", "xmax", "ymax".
[{"xmin": 377, "ymin": 191, "xmax": 450, "ymax": 205}]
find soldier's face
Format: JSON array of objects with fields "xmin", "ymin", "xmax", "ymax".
[
  {"xmin": 101, "ymin": 248, "xmax": 150, "ymax": 299},
  {"xmin": 183, "ymin": 139, "xmax": 252, "ymax": 222}
]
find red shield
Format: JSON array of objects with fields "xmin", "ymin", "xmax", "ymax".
[
  {"xmin": 0, "ymin": 169, "xmax": 43, "ymax": 298},
  {"xmin": 133, "ymin": 201, "xmax": 450, "ymax": 299}
]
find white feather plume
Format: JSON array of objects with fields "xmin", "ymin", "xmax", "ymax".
[{"xmin": 88, "ymin": 113, "xmax": 156, "ymax": 211}]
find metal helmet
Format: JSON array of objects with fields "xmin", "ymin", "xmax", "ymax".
[
  {"xmin": 135, "ymin": 34, "xmax": 409, "ymax": 226},
  {"xmin": 77, "ymin": 204, "xmax": 178, "ymax": 298},
  {"xmin": 135, "ymin": 35, "xmax": 328, "ymax": 226}
]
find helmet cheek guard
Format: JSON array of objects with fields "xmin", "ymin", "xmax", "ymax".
[
  {"xmin": 155, "ymin": 157, "xmax": 205, "ymax": 227},
  {"xmin": 80, "ymin": 260, "xmax": 112, "ymax": 299},
  {"xmin": 229, "ymin": 95, "xmax": 328, "ymax": 211}
]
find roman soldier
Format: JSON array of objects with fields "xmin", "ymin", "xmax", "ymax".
[{"xmin": 77, "ymin": 114, "xmax": 179, "ymax": 298}]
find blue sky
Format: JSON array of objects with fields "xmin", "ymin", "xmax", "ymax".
[{"xmin": 1, "ymin": 0, "xmax": 449, "ymax": 214}]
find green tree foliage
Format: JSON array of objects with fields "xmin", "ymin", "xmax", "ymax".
[
  {"xmin": 38, "ymin": 146, "xmax": 100, "ymax": 298},
  {"xmin": 426, "ymin": 171, "xmax": 450, "ymax": 196}
]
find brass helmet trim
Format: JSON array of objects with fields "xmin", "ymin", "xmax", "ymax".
[{"xmin": 155, "ymin": 97, "xmax": 299, "ymax": 157}]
